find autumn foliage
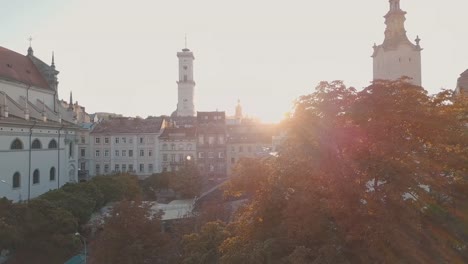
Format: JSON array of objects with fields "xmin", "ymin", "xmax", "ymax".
[{"xmin": 192, "ymin": 80, "xmax": 468, "ymax": 263}]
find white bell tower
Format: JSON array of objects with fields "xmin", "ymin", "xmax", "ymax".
[{"xmin": 176, "ymin": 42, "xmax": 196, "ymax": 117}]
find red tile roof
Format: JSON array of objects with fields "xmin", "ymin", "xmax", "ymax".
[{"xmin": 0, "ymin": 46, "xmax": 50, "ymax": 89}]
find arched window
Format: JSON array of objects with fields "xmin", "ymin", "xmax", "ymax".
[
  {"xmin": 12, "ymin": 172, "xmax": 20, "ymax": 188},
  {"xmin": 48, "ymin": 139, "xmax": 58, "ymax": 149},
  {"xmin": 33, "ymin": 169, "xmax": 40, "ymax": 184},
  {"xmin": 10, "ymin": 139, "xmax": 23, "ymax": 150},
  {"xmin": 50, "ymin": 167, "xmax": 56, "ymax": 181},
  {"xmin": 162, "ymin": 144, "xmax": 168, "ymax": 150},
  {"xmin": 171, "ymin": 144, "xmax": 176, "ymax": 150},
  {"xmin": 31, "ymin": 139, "xmax": 42, "ymax": 149}
]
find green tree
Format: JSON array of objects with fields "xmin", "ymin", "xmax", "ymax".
[
  {"xmin": 170, "ymin": 164, "xmax": 202, "ymax": 199},
  {"xmin": 8, "ymin": 199, "xmax": 79, "ymax": 264}
]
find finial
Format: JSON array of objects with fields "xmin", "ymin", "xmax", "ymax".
[
  {"xmin": 69, "ymin": 91, "xmax": 73, "ymax": 110},
  {"xmin": 373, "ymin": 43, "xmax": 377, "ymax": 49},
  {"xmin": 183, "ymin": 34, "xmax": 190, "ymax": 51},
  {"xmin": 27, "ymin": 36, "xmax": 34, "ymax": 56},
  {"xmin": 415, "ymin": 35, "xmax": 421, "ymax": 46},
  {"xmin": 51, "ymin": 52, "xmax": 55, "ymax": 68}
]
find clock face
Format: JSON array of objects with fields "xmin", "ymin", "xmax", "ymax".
[{"xmin": 183, "ymin": 66, "xmax": 188, "ymax": 70}]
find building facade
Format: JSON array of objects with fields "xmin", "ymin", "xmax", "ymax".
[
  {"xmin": 196, "ymin": 112, "xmax": 227, "ymax": 180},
  {"xmin": 0, "ymin": 45, "xmax": 79, "ymax": 202},
  {"xmin": 372, "ymin": 0, "xmax": 422, "ymax": 86},
  {"xmin": 159, "ymin": 127, "xmax": 197, "ymax": 172},
  {"xmin": 89, "ymin": 117, "xmax": 167, "ymax": 178},
  {"xmin": 226, "ymin": 122, "xmax": 274, "ymax": 176}
]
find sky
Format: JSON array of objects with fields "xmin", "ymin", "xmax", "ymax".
[{"xmin": 0, "ymin": 0, "xmax": 467, "ymax": 123}]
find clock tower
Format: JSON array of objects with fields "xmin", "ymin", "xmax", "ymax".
[{"xmin": 176, "ymin": 46, "xmax": 196, "ymax": 117}]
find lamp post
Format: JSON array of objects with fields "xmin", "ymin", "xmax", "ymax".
[
  {"xmin": 75, "ymin": 232, "xmax": 87, "ymax": 264},
  {"xmin": 1, "ymin": 180, "xmax": 22, "ymax": 202}
]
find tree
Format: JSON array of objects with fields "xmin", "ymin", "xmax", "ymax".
[
  {"xmin": 8, "ymin": 199, "xmax": 79, "ymax": 264},
  {"xmin": 170, "ymin": 164, "xmax": 203, "ymax": 199},
  {"xmin": 219, "ymin": 80, "xmax": 468, "ymax": 263},
  {"xmin": 140, "ymin": 172, "xmax": 171, "ymax": 200},
  {"xmin": 89, "ymin": 200, "xmax": 173, "ymax": 264},
  {"xmin": 181, "ymin": 221, "xmax": 230, "ymax": 264},
  {"xmin": 90, "ymin": 174, "xmax": 141, "ymax": 204}
]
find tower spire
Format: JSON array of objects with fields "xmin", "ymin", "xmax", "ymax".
[
  {"xmin": 389, "ymin": 0, "xmax": 401, "ymax": 12},
  {"xmin": 51, "ymin": 52, "xmax": 55, "ymax": 68},
  {"xmin": 69, "ymin": 91, "xmax": 73, "ymax": 110},
  {"xmin": 27, "ymin": 36, "xmax": 34, "ymax": 56},
  {"xmin": 382, "ymin": 0, "xmax": 411, "ymax": 48}
]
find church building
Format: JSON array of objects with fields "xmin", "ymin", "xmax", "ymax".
[
  {"xmin": 0, "ymin": 45, "xmax": 79, "ymax": 202},
  {"xmin": 372, "ymin": 0, "xmax": 422, "ymax": 86}
]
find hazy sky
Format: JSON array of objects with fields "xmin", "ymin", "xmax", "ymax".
[{"xmin": 1, "ymin": 0, "xmax": 467, "ymax": 122}]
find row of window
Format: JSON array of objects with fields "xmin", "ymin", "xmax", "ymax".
[
  {"xmin": 10, "ymin": 138, "xmax": 58, "ymax": 150},
  {"xmin": 161, "ymin": 143, "xmax": 193, "ymax": 151},
  {"xmin": 95, "ymin": 163, "xmax": 153, "ymax": 174},
  {"xmin": 198, "ymin": 135, "xmax": 225, "ymax": 145},
  {"xmin": 198, "ymin": 164, "xmax": 226, "ymax": 173},
  {"xmin": 95, "ymin": 149, "xmax": 152, "ymax": 157},
  {"xmin": 162, "ymin": 154, "xmax": 192, "ymax": 163},
  {"xmin": 230, "ymin": 145, "xmax": 270, "ymax": 153},
  {"xmin": 9, "ymin": 168, "xmax": 56, "ymax": 188},
  {"xmin": 95, "ymin": 137, "xmax": 146, "ymax": 145},
  {"xmin": 198, "ymin": 152, "xmax": 224, "ymax": 159}
]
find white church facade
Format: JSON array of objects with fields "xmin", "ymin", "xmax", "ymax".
[
  {"xmin": 0, "ymin": 45, "xmax": 79, "ymax": 202},
  {"xmin": 372, "ymin": 0, "xmax": 422, "ymax": 86}
]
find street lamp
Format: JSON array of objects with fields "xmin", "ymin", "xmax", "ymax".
[
  {"xmin": 75, "ymin": 232, "xmax": 87, "ymax": 264},
  {"xmin": 1, "ymin": 180, "xmax": 22, "ymax": 202}
]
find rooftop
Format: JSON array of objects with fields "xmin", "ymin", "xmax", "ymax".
[
  {"xmin": 0, "ymin": 46, "xmax": 51, "ymax": 90},
  {"xmin": 91, "ymin": 117, "xmax": 165, "ymax": 134}
]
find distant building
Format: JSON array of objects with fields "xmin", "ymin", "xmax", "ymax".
[
  {"xmin": 94, "ymin": 112, "xmax": 123, "ymax": 121},
  {"xmin": 196, "ymin": 112, "xmax": 227, "ymax": 179},
  {"xmin": 77, "ymin": 122, "xmax": 96, "ymax": 182},
  {"xmin": 60, "ymin": 93, "xmax": 92, "ymax": 123},
  {"xmin": 159, "ymin": 127, "xmax": 197, "ymax": 172},
  {"xmin": 226, "ymin": 122, "xmax": 274, "ymax": 175},
  {"xmin": 175, "ymin": 47, "xmax": 196, "ymax": 117},
  {"xmin": 372, "ymin": 0, "xmax": 422, "ymax": 86},
  {"xmin": 0, "ymin": 45, "xmax": 79, "ymax": 202},
  {"xmin": 89, "ymin": 117, "xmax": 167, "ymax": 178},
  {"xmin": 226, "ymin": 100, "xmax": 244, "ymax": 125},
  {"xmin": 454, "ymin": 69, "xmax": 468, "ymax": 97}
]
